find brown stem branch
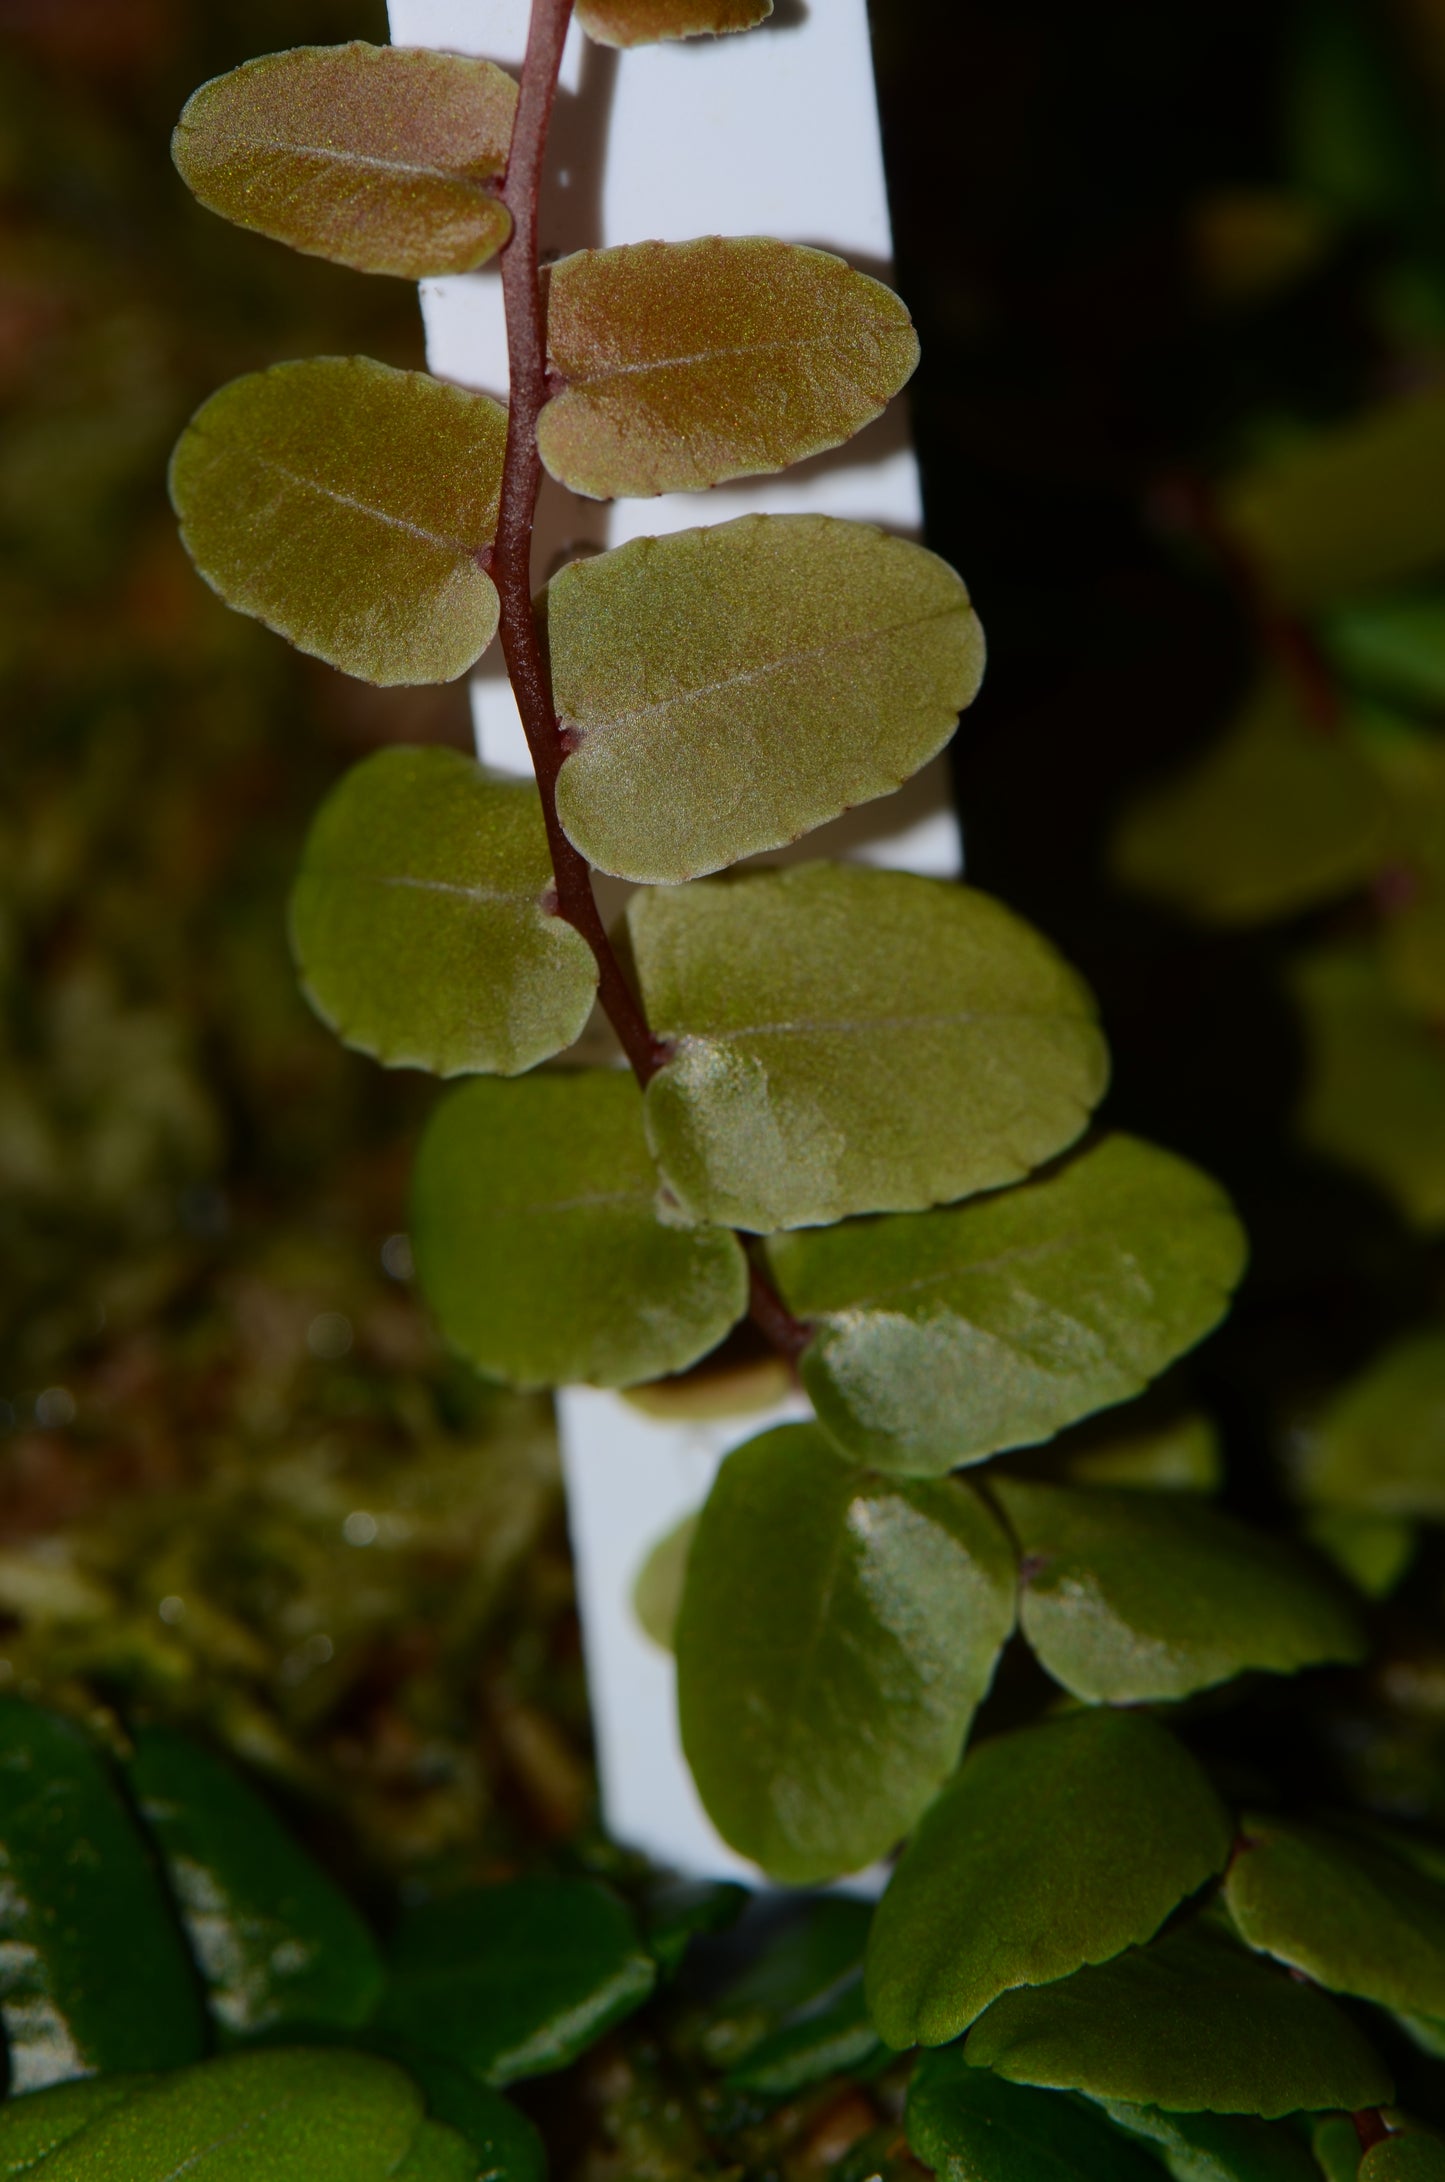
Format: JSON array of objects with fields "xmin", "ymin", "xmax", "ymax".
[
  {"xmin": 494, "ymin": 0, "xmax": 667, "ymax": 1087},
  {"xmin": 1353, "ymin": 2111, "xmax": 1390, "ymax": 2154}
]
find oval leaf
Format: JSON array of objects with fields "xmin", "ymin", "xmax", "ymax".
[
  {"xmin": 173, "ymin": 44, "xmax": 517, "ymax": 278},
  {"xmin": 577, "ymin": 0, "xmax": 771, "ymax": 46},
  {"xmin": 289, "ymin": 747, "xmax": 597, "ymax": 1077},
  {"xmin": 0, "ymin": 2079, "xmax": 157, "ymax": 2179},
  {"xmin": 964, "ymin": 1925, "xmax": 1392, "ymax": 2119},
  {"xmin": 411, "ymin": 1071, "xmax": 748, "ymax": 1388},
  {"xmin": 1362, "ymin": 2139, "xmax": 1445, "ymax": 2182},
  {"xmin": 906, "ymin": 2054, "xmax": 1165, "ymax": 2182},
  {"xmin": 357, "ymin": 2042, "xmax": 544, "ymax": 2182},
  {"xmin": 630, "ymin": 865, "xmax": 1107, "ymax": 1232},
  {"xmin": 127, "ymin": 1725, "xmax": 383, "ymax": 2038},
  {"xmin": 866, "ymin": 1711, "xmax": 1231, "ymax": 2049},
  {"xmin": 549, "ymin": 515, "xmax": 984, "ymax": 883},
  {"xmin": 379, "ymin": 1879, "xmax": 655, "ymax": 2085},
  {"xmin": 170, "ymin": 356, "xmax": 505, "ymax": 686},
  {"xmin": 725, "ymin": 1976, "xmax": 883, "ymax": 2097},
  {"xmin": 675, "ymin": 1421, "xmax": 1016, "ymax": 1884},
  {"xmin": 1296, "ymin": 1332, "xmax": 1445, "ymax": 1517},
  {"xmin": 539, "ymin": 238, "xmax": 918, "ymax": 499},
  {"xmin": 995, "ymin": 1478, "xmax": 1365, "ymax": 1702},
  {"xmin": 0, "ymin": 1699, "xmax": 206, "ymax": 2090},
  {"xmin": 632, "ymin": 1510, "xmax": 697, "ymax": 1651},
  {"xmin": 770, "ymin": 1133, "xmax": 1247, "ymax": 1474},
  {"xmin": 1225, "ymin": 1814, "xmax": 1445, "ymax": 2017},
  {"xmin": 1098, "ymin": 2099, "xmax": 1327, "ymax": 2182}
]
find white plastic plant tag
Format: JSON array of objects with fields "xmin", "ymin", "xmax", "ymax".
[{"xmin": 387, "ymin": 0, "xmax": 962, "ymax": 1885}]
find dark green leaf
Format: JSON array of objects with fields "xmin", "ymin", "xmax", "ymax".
[
  {"xmin": 549, "ymin": 515, "xmax": 983, "ymax": 883},
  {"xmin": 996, "ymin": 1478, "xmax": 1365, "ymax": 1702},
  {"xmin": 725, "ymin": 1974, "xmax": 883, "ymax": 2097},
  {"xmin": 0, "ymin": 1700, "xmax": 205, "ymax": 2090},
  {"xmin": 319, "ymin": 2036, "xmax": 545, "ymax": 2182},
  {"xmin": 577, "ymin": 0, "xmax": 771, "ymax": 45},
  {"xmin": 410, "ymin": 1072, "xmax": 748, "ymax": 1389},
  {"xmin": 643, "ymin": 1880, "xmax": 748, "ymax": 1976},
  {"xmin": 289, "ymin": 748, "xmax": 597, "ymax": 1078},
  {"xmin": 866, "ymin": 1711, "xmax": 1231, "ymax": 2049},
  {"xmin": 698, "ymin": 1897, "xmax": 872, "ymax": 2070},
  {"xmin": 173, "ymin": 45, "xmax": 517, "ymax": 278},
  {"xmin": 1295, "ymin": 1333, "xmax": 1445, "ymax": 1517},
  {"xmin": 630, "ymin": 865, "xmax": 1106, "ymax": 1231},
  {"xmin": 771, "ymin": 1134, "xmax": 1247, "ymax": 1475},
  {"xmin": 170, "ymin": 357, "xmax": 505, "ymax": 686},
  {"xmin": 1293, "ymin": 942, "xmax": 1445, "ymax": 1230},
  {"xmin": 906, "ymin": 2053, "xmax": 1163, "ymax": 2182},
  {"xmin": 1303, "ymin": 1508, "xmax": 1416, "ymax": 1598},
  {"xmin": 379, "ymin": 1878, "xmax": 656, "ymax": 2085},
  {"xmin": 965, "ymin": 1925, "xmax": 1392, "ymax": 2118},
  {"xmin": 0, "ymin": 2079, "xmax": 156, "ymax": 2179},
  {"xmin": 1097, "ymin": 2098, "xmax": 1325, "ymax": 2182},
  {"xmin": 539, "ymin": 238, "xmax": 917, "ymax": 498},
  {"xmin": 127, "ymin": 1724, "xmax": 384, "ymax": 2038},
  {"xmin": 676, "ymin": 1422, "xmax": 1016, "ymax": 1884},
  {"xmin": 1313, "ymin": 2116, "xmax": 1366, "ymax": 2182},
  {"xmin": 1361, "ymin": 2138, "xmax": 1445, "ymax": 2182},
  {"xmin": 1323, "ymin": 588, "xmax": 1445, "ymax": 709},
  {"xmin": 391, "ymin": 2120, "xmax": 478, "ymax": 2182},
  {"xmin": 1225, "ymin": 1813, "xmax": 1445, "ymax": 2016}
]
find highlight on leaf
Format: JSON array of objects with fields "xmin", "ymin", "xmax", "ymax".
[
  {"xmin": 410, "ymin": 1071, "xmax": 748, "ymax": 1390},
  {"xmin": 769, "ymin": 1132, "xmax": 1248, "ymax": 1474},
  {"xmin": 538, "ymin": 238, "xmax": 919, "ymax": 499},
  {"xmin": 548, "ymin": 514, "xmax": 984, "ymax": 883},
  {"xmin": 169, "ymin": 357, "xmax": 507, "ymax": 686},
  {"xmin": 172, "ymin": 44, "xmax": 518, "ymax": 279},
  {"xmin": 289, "ymin": 747, "xmax": 597, "ymax": 1078},
  {"xmin": 629, "ymin": 863, "xmax": 1108, "ymax": 1232},
  {"xmin": 576, "ymin": 0, "xmax": 772, "ymax": 48}
]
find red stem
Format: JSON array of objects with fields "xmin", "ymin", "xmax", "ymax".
[{"xmin": 1353, "ymin": 2111, "xmax": 1390, "ymax": 2154}]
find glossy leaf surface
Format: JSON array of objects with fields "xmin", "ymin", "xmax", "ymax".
[
  {"xmin": 549, "ymin": 515, "xmax": 983, "ymax": 883},
  {"xmin": 1110, "ymin": 676, "xmax": 1387, "ymax": 924},
  {"xmin": 965, "ymin": 1925, "xmax": 1392, "ymax": 2117},
  {"xmin": 289, "ymin": 748, "xmax": 597, "ymax": 1077},
  {"xmin": 996, "ymin": 1478, "xmax": 1364, "ymax": 1702},
  {"xmin": 0, "ymin": 2079, "xmax": 155, "ymax": 2178},
  {"xmin": 577, "ymin": 0, "xmax": 771, "ymax": 45},
  {"xmin": 866, "ymin": 1711, "xmax": 1231, "ymax": 2048},
  {"xmin": 1225, "ymin": 1814, "xmax": 1445, "ymax": 2015},
  {"xmin": 906, "ymin": 2053, "xmax": 1162, "ymax": 2182},
  {"xmin": 631, "ymin": 866, "xmax": 1106, "ymax": 1231},
  {"xmin": 411, "ymin": 1073, "xmax": 748, "ymax": 1388},
  {"xmin": 675, "ymin": 1422, "xmax": 1016, "ymax": 1883},
  {"xmin": 170, "ymin": 357, "xmax": 505, "ymax": 686},
  {"xmin": 0, "ymin": 1700, "xmax": 205, "ymax": 2090},
  {"xmin": 1297, "ymin": 1333, "xmax": 1445, "ymax": 1517},
  {"xmin": 24, "ymin": 2050, "xmax": 424, "ymax": 2181},
  {"xmin": 380, "ymin": 1878, "xmax": 655, "ymax": 2084},
  {"xmin": 771, "ymin": 1134, "xmax": 1247, "ymax": 1474},
  {"xmin": 127, "ymin": 1724, "xmax": 383, "ymax": 2037},
  {"xmin": 1098, "ymin": 2098, "xmax": 1325, "ymax": 2182},
  {"xmin": 539, "ymin": 239, "xmax": 917, "ymax": 498},
  {"xmin": 173, "ymin": 45, "xmax": 517, "ymax": 278},
  {"xmin": 1362, "ymin": 2141, "xmax": 1445, "ymax": 2182}
]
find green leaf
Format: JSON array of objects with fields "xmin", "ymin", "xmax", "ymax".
[
  {"xmin": 576, "ymin": 0, "xmax": 771, "ymax": 46},
  {"xmin": 379, "ymin": 1878, "xmax": 656, "ymax": 2085},
  {"xmin": 172, "ymin": 45, "xmax": 517, "ymax": 278},
  {"xmin": 675, "ymin": 1422, "xmax": 1016, "ymax": 1884},
  {"xmin": 771, "ymin": 1134, "xmax": 1247, "ymax": 1475},
  {"xmin": 1221, "ymin": 382, "xmax": 1445, "ymax": 607},
  {"xmin": 1298, "ymin": 1333, "xmax": 1445, "ymax": 1516},
  {"xmin": 25, "ymin": 2049, "xmax": 425, "ymax": 2181},
  {"xmin": 1062, "ymin": 1414, "xmax": 1223, "ymax": 1494},
  {"xmin": 127, "ymin": 1724, "xmax": 384, "ymax": 2039},
  {"xmin": 391, "ymin": 2120, "xmax": 478, "ymax": 2182},
  {"xmin": 1292, "ymin": 942, "xmax": 1445, "ymax": 1230},
  {"xmin": 725, "ymin": 1975, "xmax": 883, "ymax": 2097},
  {"xmin": 964, "ymin": 1924, "xmax": 1393, "ymax": 2118},
  {"xmin": 170, "ymin": 357, "xmax": 506, "ymax": 686},
  {"xmin": 1313, "ymin": 2116, "xmax": 1365, "ymax": 2182},
  {"xmin": 1225, "ymin": 1814, "xmax": 1445, "ymax": 2016},
  {"xmin": 906, "ymin": 2054, "xmax": 1164, "ymax": 2182},
  {"xmin": 1323, "ymin": 587, "xmax": 1445, "ymax": 709},
  {"xmin": 539, "ymin": 238, "xmax": 918, "ymax": 499},
  {"xmin": 359, "ymin": 2042, "xmax": 544, "ymax": 2182},
  {"xmin": 289, "ymin": 748, "xmax": 597, "ymax": 1078},
  {"xmin": 631, "ymin": 1511, "xmax": 697, "ymax": 1651},
  {"xmin": 1109, "ymin": 676, "xmax": 1388, "ymax": 925},
  {"xmin": 697, "ymin": 1897, "xmax": 872, "ymax": 2069},
  {"xmin": 1362, "ymin": 2138, "xmax": 1445, "ymax": 2182},
  {"xmin": 642, "ymin": 1879, "xmax": 747, "ymax": 1976},
  {"xmin": 995, "ymin": 1478, "xmax": 1364, "ymax": 1703},
  {"xmin": 0, "ymin": 1700, "xmax": 206, "ymax": 2090},
  {"xmin": 0, "ymin": 2079, "xmax": 157, "ymax": 2179},
  {"xmin": 1097, "ymin": 2098, "xmax": 1326, "ymax": 2182},
  {"xmin": 548, "ymin": 515, "xmax": 984, "ymax": 883},
  {"xmin": 629, "ymin": 865, "xmax": 1107, "ymax": 1231},
  {"xmin": 866, "ymin": 1710, "xmax": 1231, "ymax": 2049},
  {"xmin": 410, "ymin": 1072, "xmax": 748, "ymax": 1389},
  {"xmin": 1303, "ymin": 1508, "xmax": 1416, "ymax": 1598}
]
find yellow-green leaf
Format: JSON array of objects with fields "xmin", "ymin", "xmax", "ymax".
[
  {"xmin": 411, "ymin": 1072, "xmax": 748, "ymax": 1389},
  {"xmin": 995, "ymin": 1478, "xmax": 1365, "ymax": 1702},
  {"xmin": 1110, "ymin": 676, "xmax": 1388, "ymax": 925},
  {"xmin": 630, "ymin": 865, "xmax": 1107, "ymax": 1231},
  {"xmin": 631, "ymin": 1512, "xmax": 696, "ymax": 1651},
  {"xmin": 1062, "ymin": 1413, "xmax": 1223, "ymax": 1493},
  {"xmin": 1295, "ymin": 1333, "xmax": 1445, "ymax": 1517},
  {"xmin": 172, "ymin": 44, "xmax": 517, "ymax": 278},
  {"xmin": 170, "ymin": 356, "xmax": 505, "ymax": 686},
  {"xmin": 539, "ymin": 238, "xmax": 918, "ymax": 499},
  {"xmin": 770, "ymin": 1134, "xmax": 1247, "ymax": 1474},
  {"xmin": 289, "ymin": 747, "xmax": 597, "ymax": 1077},
  {"xmin": 549, "ymin": 515, "xmax": 984, "ymax": 883},
  {"xmin": 576, "ymin": 0, "xmax": 771, "ymax": 47}
]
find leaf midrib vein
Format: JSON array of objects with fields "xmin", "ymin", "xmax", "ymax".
[{"xmin": 255, "ymin": 456, "xmax": 480, "ymax": 556}]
